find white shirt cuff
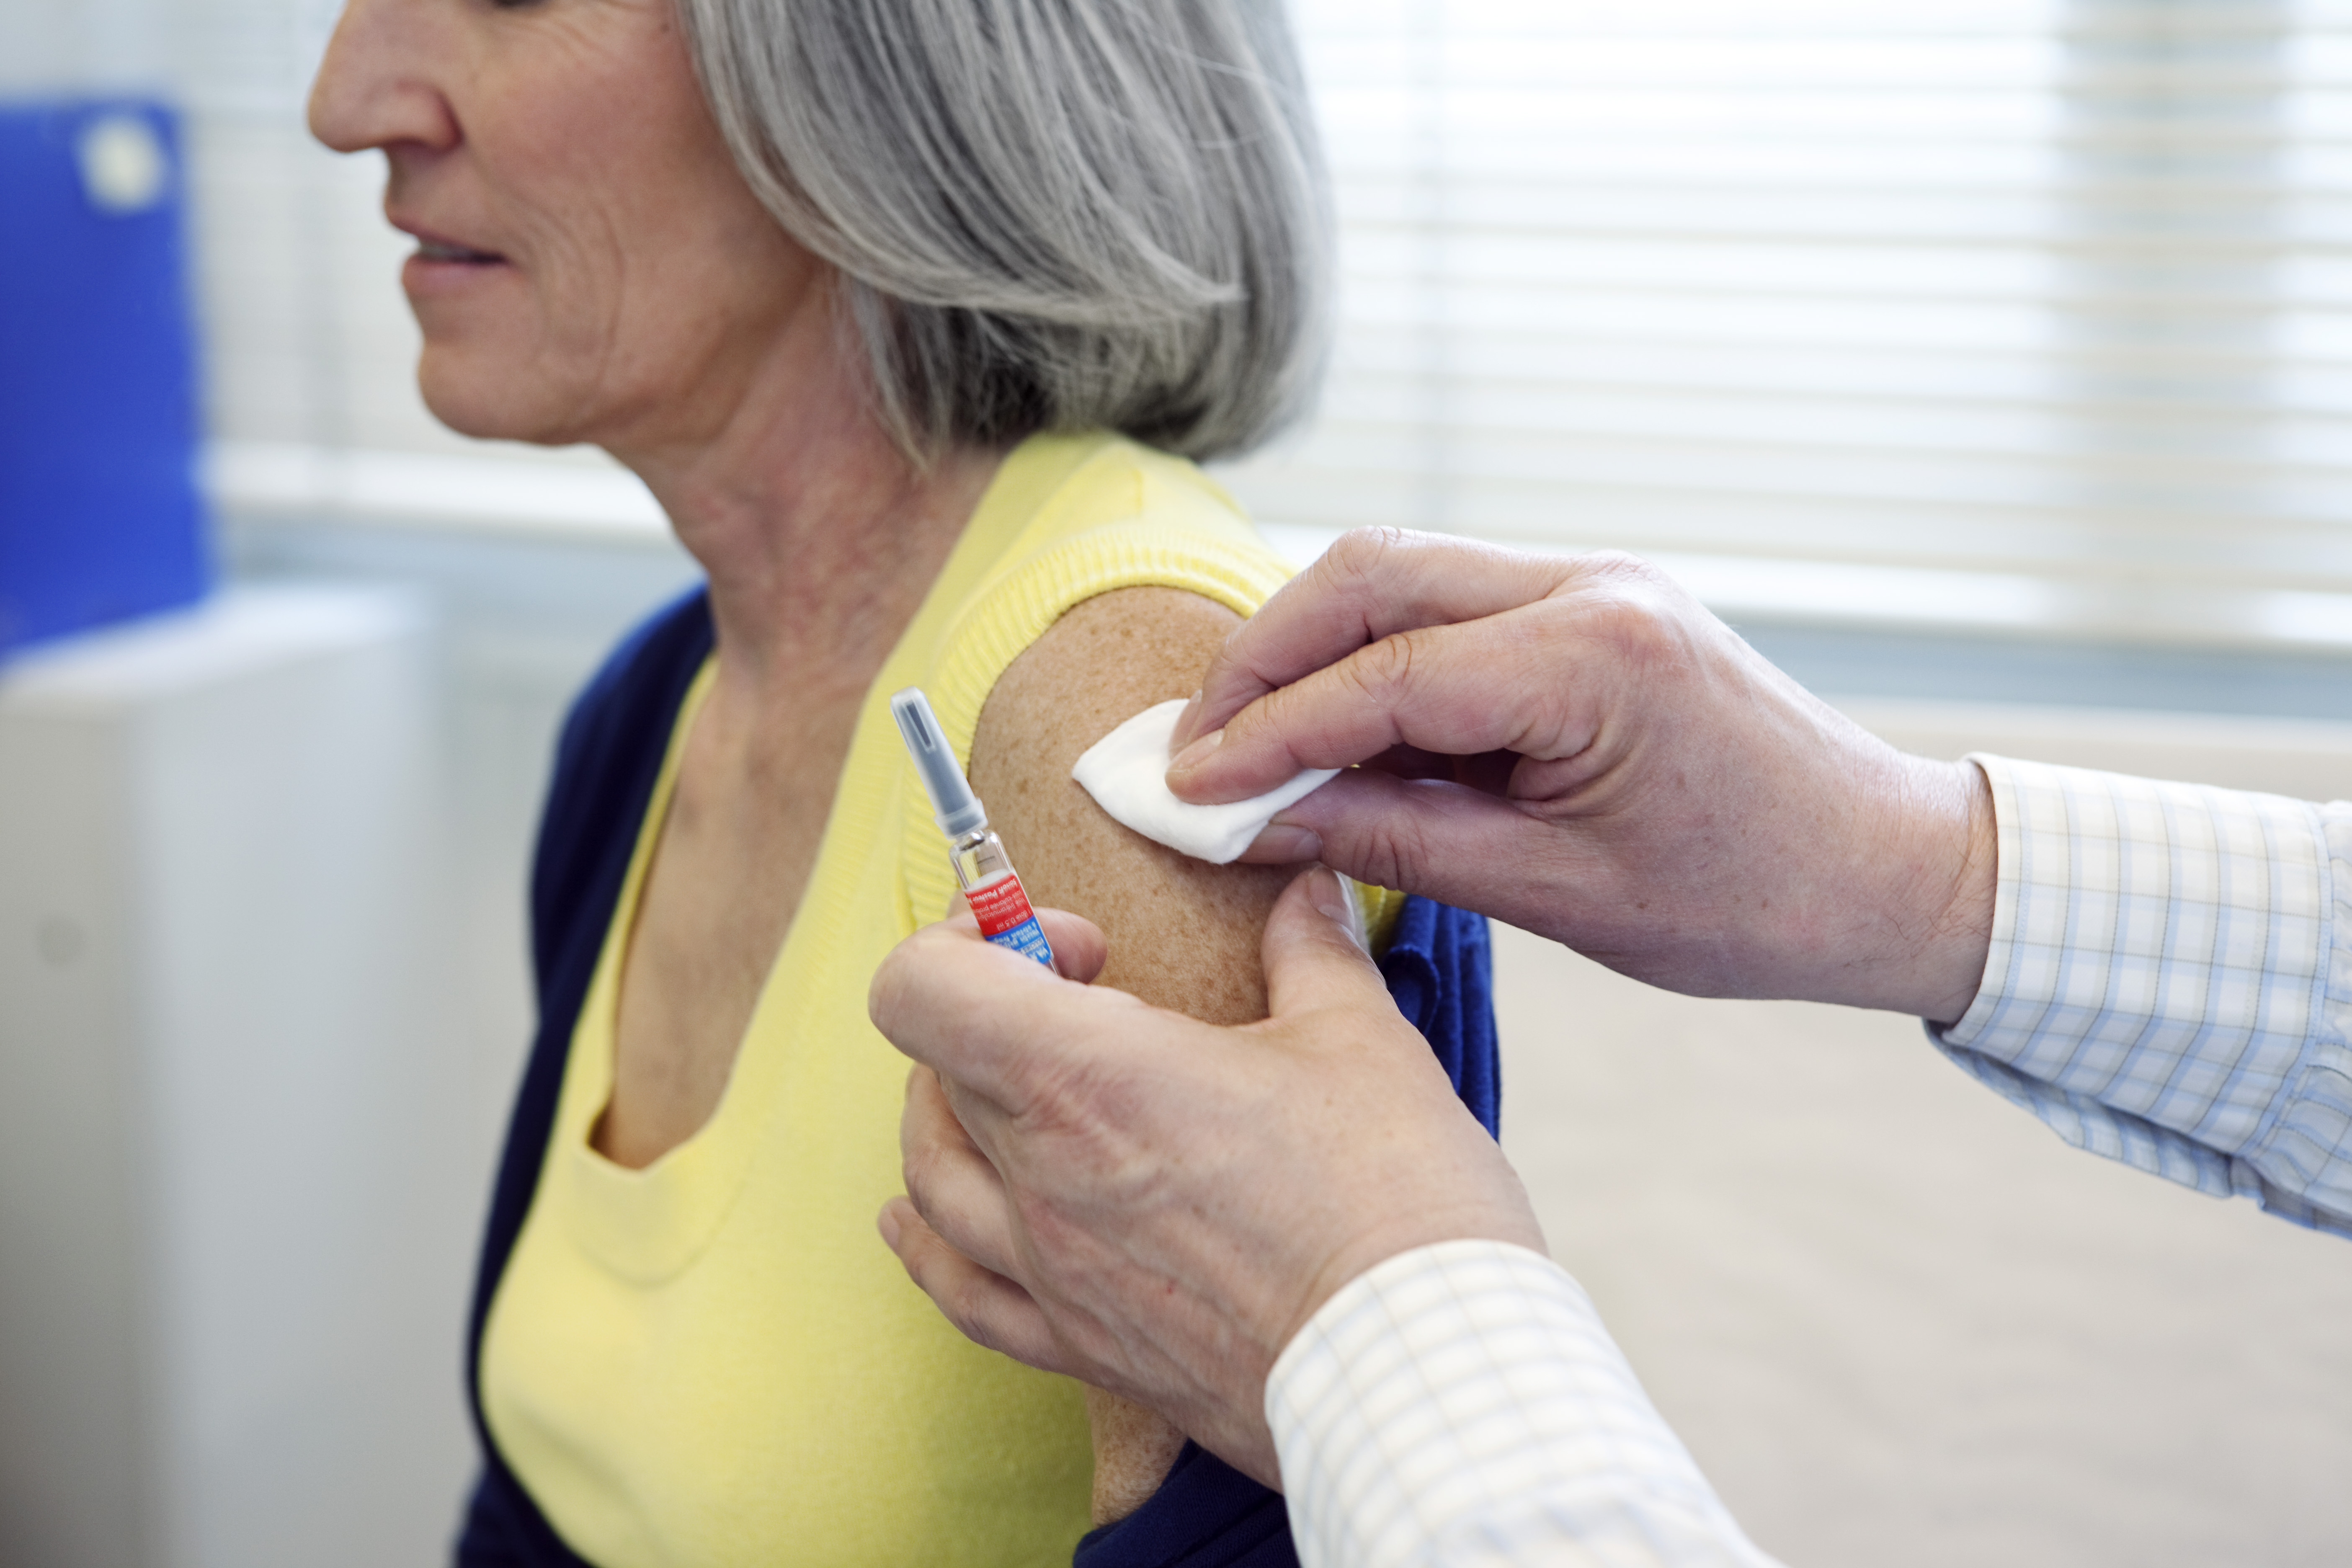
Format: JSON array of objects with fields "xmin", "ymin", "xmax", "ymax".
[{"xmin": 1265, "ymin": 1239, "xmax": 1779, "ymax": 1568}]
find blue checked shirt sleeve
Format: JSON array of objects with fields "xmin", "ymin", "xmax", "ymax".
[
  {"xmin": 1933, "ymin": 756, "xmax": 2352, "ymax": 1236},
  {"xmin": 1263, "ymin": 759, "xmax": 2352, "ymax": 1568},
  {"xmin": 1267, "ymin": 1240, "xmax": 1781, "ymax": 1568}
]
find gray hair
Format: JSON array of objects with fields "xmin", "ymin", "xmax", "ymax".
[{"xmin": 678, "ymin": 0, "xmax": 1330, "ymax": 462}]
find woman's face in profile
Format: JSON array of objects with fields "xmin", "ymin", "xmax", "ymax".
[{"xmin": 307, "ymin": 0, "xmax": 820, "ymax": 451}]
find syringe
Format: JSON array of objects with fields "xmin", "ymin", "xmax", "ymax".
[{"xmin": 889, "ymin": 687, "xmax": 1056, "ymax": 968}]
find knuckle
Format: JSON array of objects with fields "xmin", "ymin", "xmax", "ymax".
[
  {"xmin": 1344, "ymin": 626, "xmax": 1424, "ymax": 705},
  {"xmin": 868, "ymin": 926, "xmax": 948, "ymax": 1032},
  {"xmin": 1310, "ymin": 527, "xmax": 1424, "ymax": 632},
  {"xmin": 1554, "ymin": 562, "xmax": 1690, "ymax": 678},
  {"xmin": 946, "ymin": 1280, "xmax": 1003, "ymax": 1352},
  {"xmin": 900, "ymin": 1132, "xmax": 950, "ymax": 1210},
  {"xmin": 1572, "ymin": 547, "xmax": 1655, "ymax": 585},
  {"xmin": 1018, "ymin": 1054, "xmax": 1112, "ymax": 1149},
  {"xmin": 1014, "ymin": 1058, "xmax": 1143, "ymax": 1194},
  {"xmin": 866, "ymin": 956, "xmax": 908, "ymax": 1031},
  {"xmin": 1323, "ymin": 526, "xmax": 1413, "ymax": 592},
  {"xmin": 1344, "ymin": 805, "xmax": 1435, "ymax": 892}
]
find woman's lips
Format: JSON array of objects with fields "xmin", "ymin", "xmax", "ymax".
[
  {"xmin": 414, "ymin": 238, "xmax": 505, "ymax": 264},
  {"xmin": 402, "ymin": 236, "xmax": 513, "ymax": 298}
]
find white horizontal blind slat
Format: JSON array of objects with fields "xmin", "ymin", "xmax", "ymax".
[
  {"xmin": 1217, "ymin": 0, "xmax": 2352, "ymax": 631},
  {"xmin": 121, "ymin": 0, "xmax": 2352, "ymax": 644}
]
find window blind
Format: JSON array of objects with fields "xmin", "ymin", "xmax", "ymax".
[
  {"xmin": 1217, "ymin": 0, "xmax": 2352, "ymax": 645},
  {"xmin": 156, "ymin": 0, "xmax": 2352, "ymax": 642}
]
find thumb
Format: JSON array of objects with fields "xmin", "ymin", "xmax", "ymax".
[
  {"xmin": 1032, "ymin": 908, "xmax": 1109, "ymax": 985},
  {"xmin": 1260, "ymin": 866, "xmax": 1391, "ymax": 1020},
  {"xmin": 932, "ymin": 900, "xmax": 1109, "ymax": 986}
]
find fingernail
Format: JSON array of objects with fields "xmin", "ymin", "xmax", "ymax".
[
  {"xmin": 1307, "ymin": 865, "xmax": 1350, "ymax": 922},
  {"xmin": 1308, "ymin": 866, "xmax": 1369, "ymax": 952},
  {"xmin": 1168, "ymin": 727, "xmax": 1224, "ymax": 774},
  {"xmin": 1175, "ymin": 688, "xmax": 1203, "ymax": 741},
  {"xmin": 1247, "ymin": 823, "xmax": 1322, "ymax": 863},
  {"xmin": 877, "ymin": 1206, "xmax": 902, "ymax": 1250}
]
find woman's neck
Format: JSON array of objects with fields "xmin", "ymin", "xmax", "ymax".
[{"xmin": 610, "ymin": 294, "xmax": 1003, "ymax": 716}]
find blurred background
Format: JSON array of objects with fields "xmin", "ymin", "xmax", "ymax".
[{"xmin": 3, "ymin": 1, "xmax": 2349, "ymax": 1565}]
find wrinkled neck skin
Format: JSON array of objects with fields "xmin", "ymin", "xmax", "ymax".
[{"xmin": 609, "ymin": 280, "xmax": 1002, "ymax": 725}]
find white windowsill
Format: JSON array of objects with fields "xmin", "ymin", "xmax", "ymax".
[
  {"xmin": 208, "ymin": 442, "xmax": 2352, "ymax": 656},
  {"xmin": 206, "ymin": 441, "xmax": 671, "ymax": 544},
  {"xmin": 1257, "ymin": 524, "xmax": 2352, "ymax": 657}
]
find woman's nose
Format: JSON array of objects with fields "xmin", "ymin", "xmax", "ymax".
[{"xmin": 307, "ymin": 0, "xmax": 459, "ymax": 156}]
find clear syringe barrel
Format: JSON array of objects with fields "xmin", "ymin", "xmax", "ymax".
[
  {"xmin": 947, "ymin": 825, "xmax": 1016, "ymax": 893},
  {"xmin": 951, "ymin": 826, "xmax": 1055, "ymax": 966},
  {"xmin": 890, "ymin": 686, "xmax": 1055, "ymax": 968}
]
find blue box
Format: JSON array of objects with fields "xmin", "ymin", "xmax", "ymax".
[{"xmin": 0, "ymin": 99, "xmax": 211, "ymax": 658}]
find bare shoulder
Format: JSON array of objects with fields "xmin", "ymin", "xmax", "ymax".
[{"xmin": 968, "ymin": 586, "xmax": 1294, "ymax": 1025}]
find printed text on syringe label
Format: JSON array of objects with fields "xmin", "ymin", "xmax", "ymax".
[{"xmin": 964, "ymin": 874, "xmax": 1055, "ymax": 967}]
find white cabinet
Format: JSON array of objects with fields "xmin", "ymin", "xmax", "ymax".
[{"xmin": 0, "ymin": 587, "xmax": 477, "ymax": 1568}]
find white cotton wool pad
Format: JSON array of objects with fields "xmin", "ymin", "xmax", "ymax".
[{"xmin": 1071, "ymin": 698, "xmax": 1339, "ymax": 865}]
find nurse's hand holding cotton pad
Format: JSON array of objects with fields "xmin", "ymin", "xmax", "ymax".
[
  {"xmin": 1160, "ymin": 529, "xmax": 1996, "ymax": 1024},
  {"xmin": 1070, "ymin": 699, "xmax": 1338, "ymax": 864}
]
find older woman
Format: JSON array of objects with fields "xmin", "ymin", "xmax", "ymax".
[{"xmin": 309, "ymin": 0, "xmax": 1497, "ymax": 1563}]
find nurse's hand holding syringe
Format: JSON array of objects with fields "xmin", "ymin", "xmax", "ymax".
[{"xmin": 873, "ymin": 868, "xmax": 1537, "ymax": 1491}]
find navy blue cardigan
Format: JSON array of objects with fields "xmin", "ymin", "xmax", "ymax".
[{"xmin": 454, "ymin": 589, "xmax": 1501, "ymax": 1568}]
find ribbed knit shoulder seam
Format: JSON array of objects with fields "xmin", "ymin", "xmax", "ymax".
[{"xmin": 898, "ymin": 512, "xmax": 1295, "ymax": 930}]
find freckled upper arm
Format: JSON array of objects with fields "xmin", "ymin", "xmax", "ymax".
[{"xmin": 968, "ymin": 587, "xmax": 1295, "ymax": 1025}]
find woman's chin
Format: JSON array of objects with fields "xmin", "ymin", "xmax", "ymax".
[{"xmin": 416, "ymin": 348, "xmax": 577, "ymax": 446}]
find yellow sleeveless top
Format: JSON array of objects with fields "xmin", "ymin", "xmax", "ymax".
[{"xmin": 480, "ymin": 432, "xmax": 1400, "ymax": 1568}]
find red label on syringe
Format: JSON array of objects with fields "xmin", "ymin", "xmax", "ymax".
[{"xmin": 964, "ymin": 872, "xmax": 1055, "ymax": 967}]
